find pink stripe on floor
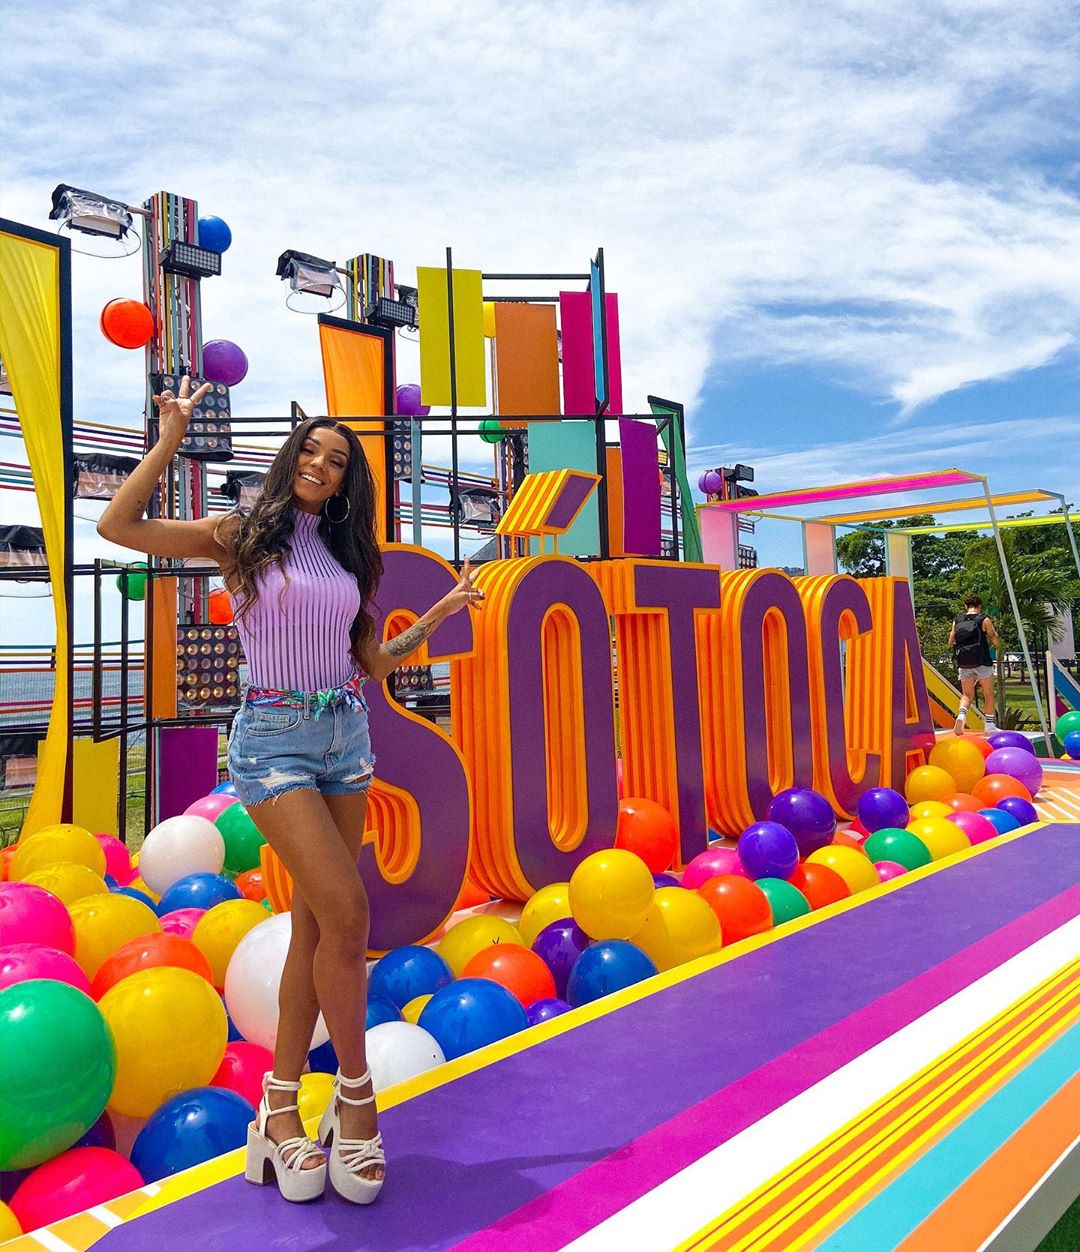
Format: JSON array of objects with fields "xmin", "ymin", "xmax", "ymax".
[{"xmin": 454, "ymin": 883, "xmax": 1080, "ymax": 1251}]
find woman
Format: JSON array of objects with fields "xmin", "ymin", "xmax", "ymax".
[{"xmin": 98, "ymin": 377, "xmax": 482, "ymax": 1204}]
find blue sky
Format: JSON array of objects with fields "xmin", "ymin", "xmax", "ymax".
[{"xmin": 1, "ymin": 0, "xmax": 1078, "ymax": 604}]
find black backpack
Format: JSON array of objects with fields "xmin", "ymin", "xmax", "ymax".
[{"xmin": 954, "ymin": 615, "xmax": 988, "ymax": 667}]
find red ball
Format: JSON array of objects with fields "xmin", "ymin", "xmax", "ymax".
[
  {"xmin": 234, "ymin": 868, "xmax": 266, "ymax": 903},
  {"xmin": 462, "ymin": 942, "xmax": 556, "ymax": 1007},
  {"xmin": 91, "ymin": 931, "xmax": 214, "ymax": 999},
  {"xmin": 11, "ymin": 1147, "xmax": 143, "ymax": 1231},
  {"xmin": 614, "ymin": 798, "xmax": 679, "ymax": 874},
  {"xmin": 696, "ymin": 875, "xmax": 772, "ymax": 944},
  {"xmin": 944, "ymin": 793, "xmax": 982, "ymax": 813},
  {"xmin": 211, "ymin": 1040, "xmax": 275, "ymax": 1108},
  {"xmin": 99, "ymin": 299, "xmax": 154, "ymax": 350},
  {"xmin": 208, "ymin": 588, "xmax": 234, "ymax": 625},
  {"xmin": 788, "ymin": 862, "xmax": 851, "ymax": 910}
]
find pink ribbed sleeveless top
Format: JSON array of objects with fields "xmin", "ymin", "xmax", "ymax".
[{"xmin": 230, "ymin": 509, "xmax": 361, "ymax": 691}]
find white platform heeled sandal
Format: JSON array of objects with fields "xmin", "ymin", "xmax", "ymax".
[
  {"xmin": 318, "ymin": 1068, "xmax": 385, "ymax": 1205},
  {"xmin": 245, "ymin": 1073, "xmax": 327, "ymax": 1202}
]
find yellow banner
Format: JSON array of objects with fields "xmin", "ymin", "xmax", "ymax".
[{"xmin": 417, "ymin": 266, "xmax": 486, "ymax": 407}]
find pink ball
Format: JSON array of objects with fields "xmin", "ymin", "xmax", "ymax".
[
  {"xmin": 211, "ymin": 1040, "xmax": 275, "ymax": 1108},
  {"xmin": 983, "ymin": 747, "xmax": 1043, "ymax": 796},
  {"xmin": 682, "ymin": 846, "xmax": 747, "ymax": 889},
  {"xmin": 0, "ymin": 943, "xmax": 93, "ymax": 996},
  {"xmin": 158, "ymin": 907, "xmax": 206, "ymax": 938},
  {"xmin": 10, "ymin": 1147, "xmax": 143, "ymax": 1232},
  {"xmin": 184, "ymin": 793, "xmax": 238, "ymax": 823},
  {"xmin": 874, "ymin": 860, "xmax": 908, "ymax": 883},
  {"xmin": 0, "ymin": 881, "xmax": 75, "ymax": 953},
  {"xmin": 948, "ymin": 809, "xmax": 1000, "ymax": 846},
  {"xmin": 94, "ymin": 834, "xmax": 135, "ymax": 886}
]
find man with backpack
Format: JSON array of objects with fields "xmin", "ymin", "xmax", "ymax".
[{"xmin": 948, "ymin": 593, "xmax": 1001, "ymax": 735}]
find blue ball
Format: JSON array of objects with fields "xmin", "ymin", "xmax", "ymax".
[
  {"xmin": 418, "ymin": 978, "xmax": 528, "ymax": 1061},
  {"xmin": 156, "ymin": 872, "xmax": 242, "ymax": 915},
  {"xmin": 197, "ymin": 215, "xmax": 232, "ymax": 253},
  {"xmin": 131, "ymin": 1087, "xmax": 253, "ymax": 1183},
  {"xmin": 978, "ymin": 808, "xmax": 1021, "ymax": 835},
  {"xmin": 526, "ymin": 997, "xmax": 572, "ymax": 1027},
  {"xmin": 366, "ymin": 994, "xmax": 403, "ymax": 1029},
  {"xmin": 211, "ymin": 781, "xmax": 238, "ymax": 797},
  {"xmin": 565, "ymin": 940, "xmax": 658, "ymax": 1008},
  {"xmin": 226, "ymin": 1015, "xmax": 244, "ymax": 1043},
  {"xmin": 369, "ymin": 945, "xmax": 452, "ymax": 1009},
  {"xmin": 1064, "ymin": 730, "xmax": 1080, "ymax": 760},
  {"xmin": 307, "ymin": 1037, "xmax": 338, "ymax": 1074},
  {"xmin": 738, "ymin": 821, "xmax": 799, "ymax": 880},
  {"xmin": 114, "ymin": 885, "xmax": 157, "ymax": 910}
]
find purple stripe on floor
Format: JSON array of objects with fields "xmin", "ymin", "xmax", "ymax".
[{"xmin": 99, "ymin": 824, "xmax": 1080, "ymax": 1252}]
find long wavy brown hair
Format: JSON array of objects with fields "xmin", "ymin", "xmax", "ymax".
[{"xmin": 223, "ymin": 418, "xmax": 383, "ymax": 665}]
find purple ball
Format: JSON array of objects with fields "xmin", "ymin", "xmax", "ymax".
[
  {"xmin": 702, "ymin": 470, "xmax": 723, "ymax": 495},
  {"xmin": 697, "ymin": 471, "xmax": 710, "ymax": 493},
  {"xmin": 531, "ymin": 918, "xmax": 590, "ymax": 1000},
  {"xmin": 856, "ymin": 787, "xmax": 909, "ymax": 834},
  {"xmin": 766, "ymin": 788, "xmax": 837, "ymax": 857},
  {"xmin": 737, "ymin": 821, "xmax": 799, "ymax": 880},
  {"xmin": 986, "ymin": 731, "xmax": 1035, "ymax": 756},
  {"xmin": 202, "ymin": 339, "xmax": 248, "ymax": 387},
  {"xmin": 652, "ymin": 872, "xmax": 681, "ymax": 888},
  {"xmin": 984, "ymin": 747, "xmax": 1043, "ymax": 796},
  {"xmin": 526, "ymin": 997, "xmax": 572, "ymax": 1027},
  {"xmin": 995, "ymin": 795, "xmax": 1038, "ymax": 827},
  {"xmin": 396, "ymin": 383, "xmax": 430, "ymax": 417}
]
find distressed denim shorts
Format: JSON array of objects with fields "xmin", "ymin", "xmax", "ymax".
[{"xmin": 227, "ymin": 691, "xmax": 376, "ymax": 808}]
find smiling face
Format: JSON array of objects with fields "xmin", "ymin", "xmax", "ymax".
[{"xmin": 292, "ymin": 425, "xmax": 351, "ymax": 512}]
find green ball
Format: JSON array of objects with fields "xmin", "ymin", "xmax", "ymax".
[
  {"xmin": 756, "ymin": 877, "xmax": 811, "ymax": 926},
  {"xmin": 214, "ymin": 802, "xmax": 266, "ymax": 874},
  {"xmin": 0, "ymin": 979, "xmax": 116, "ymax": 1170},
  {"xmin": 479, "ymin": 419, "xmax": 507, "ymax": 444},
  {"xmin": 116, "ymin": 561, "xmax": 147, "ymax": 601},
  {"xmin": 1055, "ymin": 710, "xmax": 1080, "ymax": 742},
  {"xmin": 864, "ymin": 827, "xmax": 933, "ymax": 871}
]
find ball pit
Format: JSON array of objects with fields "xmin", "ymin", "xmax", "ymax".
[
  {"xmin": 139, "ymin": 816, "xmax": 225, "ymax": 895},
  {"xmin": 94, "ymin": 834, "xmax": 135, "ymax": 885},
  {"xmin": 986, "ymin": 731, "xmax": 1034, "ymax": 755},
  {"xmin": 527, "ymin": 997, "xmax": 572, "ymax": 1026},
  {"xmin": 214, "ymin": 804, "xmax": 266, "ymax": 875},
  {"xmin": 1056, "ymin": 710, "xmax": 1080, "ymax": 741},
  {"xmin": 1062, "ymin": 730, "xmax": 1080, "ymax": 760},
  {"xmin": 402, "ymin": 994, "xmax": 432, "ymax": 1023}
]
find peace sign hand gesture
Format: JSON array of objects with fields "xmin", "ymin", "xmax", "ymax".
[
  {"xmin": 442, "ymin": 557, "xmax": 485, "ymax": 615},
  {"xmin": 153, "ymin": 375, "xmax": 212, "ymax": 450}
]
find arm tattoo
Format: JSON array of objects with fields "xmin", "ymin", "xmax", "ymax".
[{"xmin": 385, "ymin": 620, "xmax": 433, "ymax": 658}]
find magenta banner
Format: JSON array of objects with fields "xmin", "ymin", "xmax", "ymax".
[{"xmin": 560, "ymin": 291, "xmax": 623, "ymax": 416}]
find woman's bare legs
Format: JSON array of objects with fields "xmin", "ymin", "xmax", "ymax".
[
  {"xmin": 245, "ymin": 786, "xmax": 381, "ymax": 1181},
  {"xmin": 954, "ymin": 675, "xmax": 977, "ymax": 734}
]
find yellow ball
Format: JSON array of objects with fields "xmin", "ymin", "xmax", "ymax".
[
  {"xmin": 909, "ymin": 800, "xmax": 952, "ymax": 822},
  {"xmin": 928, "ymin": 738, "xmax": 985, "ymax": 794},
  {"xmin": 908, "ymin": 817, "xmax": 970, "ymax": 861},
  {"xmin": 297, "ymin": 1070, "xmax": 335, "ymax": 1124},
  {"xmin": 127, "ymin": 876, "xmax": 161, "ymax": 904},
  {"xmin": 806, "ymin": 845, "xmax": 880, "ymax": 894},
  {"xmin": 100, "ymin": 966, "xmax": 227, "ymax": 1118},
  {"xmin": 629, "ymin": 887, "xmax": 722, "ymax": 971},
  {"xmin": 437, "ymin": 915, "xmax": 523, "ymax": 977},
  {"xmin": 904, "ymin": 765, "xmax": 956, "ymax": 805},
  {"xmin": 402, "ymin": 993, "xmax": 433, "ymax": 1024},
  {"xmin": 482, "ymin": 300, "xmax": 497, "ymax": 338},
  {"xmin": 23, "ymin": 861, "xmax": 107, "ymax": 906},
  {"xmin": 11, "ymin": 824, "xmax": 105, "ymax": 880},
  {"xmin": 69, "ymin": 892, "xmax": 161, "ymax": 979},
  {"xmin": 518, "ymin": 882, "xmax": 571, "ymax": 947},
  {"xmin": 569, "ymin": 848, "xmax": 655, "ymax": 940},
  {"xmin": 192, "ymin": 900, "xmax": 269, "ymax": 989},
  {"xmin": 0, "ymin": 1200, "xmax": 22, "ymax": 1241}
]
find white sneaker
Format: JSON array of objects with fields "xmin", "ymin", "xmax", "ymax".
[{"xmin": 953, "ymin": 713, "xmax": 967, "ymax": 736}]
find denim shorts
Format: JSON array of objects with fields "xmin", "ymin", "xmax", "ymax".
[{"xmin": 227, "ymin": 695, "xmax": 376, "ymax": 808}]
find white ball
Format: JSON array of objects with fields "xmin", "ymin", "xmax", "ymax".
[
  {"xmin": 139, "ymin": 814, "xmax": 225, "ymax": 893},
  {"xmin": 365, "ymin": 1021, "xmax": 445, "ymax": 1092},
  {"xmin": 224, "ymin": 911, "xmax": 329, "ymax": 1052}
]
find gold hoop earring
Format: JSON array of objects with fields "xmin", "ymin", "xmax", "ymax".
[{"xmin": 324, "ymin": 494, "xmax": 351, "ymax": 523}]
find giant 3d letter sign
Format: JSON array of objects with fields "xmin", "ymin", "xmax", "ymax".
[{"xmin": 263, "ymin": 554, "xmax": 933, "ymax": 952}]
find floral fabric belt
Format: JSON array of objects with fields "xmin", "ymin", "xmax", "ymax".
[{"xmin": 244, "ymin": 672, "xmax": 368, "ymax": 720}]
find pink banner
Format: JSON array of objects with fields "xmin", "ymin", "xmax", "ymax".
[{"xmin": 560, "ymin": 291, "xmax": 623, "ymax": 416}]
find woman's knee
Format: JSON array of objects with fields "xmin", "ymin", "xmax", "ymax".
[{"xmin": 314, "ymin": 889, "xmax": 370, "ymax": 956}]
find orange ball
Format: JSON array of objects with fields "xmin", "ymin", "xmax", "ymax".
[
  {"xmin": 462, "ymin": 942, "xmax": 556, "ymax": 1007},
  {"xmin": 789, "ymin": 862, "xmax": 851, "ymax": 910},
  {"xmin": 208, "ymin": 588, "xmax": 234, "ymax": 625},
  {"xmin": 614, "ymin": 797, "xmax": 679, "ymax": 874},
  {"xmin": 833, "ymin": 830, "xmax": 868, "ymax": 850},
  {"xmin": 972, "ymin": 774, "xmax": 1033, "ymax": 807},
  {"xmin": 92, "ymin": 931, "xmax": 214, "ymax": 999},
  {"xmin": 965, "ymin": 735, "xmax": 994, "ymax": 759},
  {"xmin": 905, "ymin": 765, "xmax": 956, "ymax": 805},
  {"xmin": 99, "ymin": 298, "xmax": 154, "ymax": 349},
  {"xmin": 696, "ymin": 875, "xmax": 772, "ymax": 944},
  {"xmin": 944, "ymin": 793, "xmax": 982, "ymax": 813},
  {"xmin": 233, "ymin": 868, "xmax": 266, "ymax": 902}
]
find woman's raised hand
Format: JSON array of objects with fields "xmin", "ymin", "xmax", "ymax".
[
  {"xmin": 443, "ymin": 557, "xmax": 485, "ymax": 615},
  {"xmin": 152, "ymin": 375, "xmax": 212, "ymax": 449}
]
